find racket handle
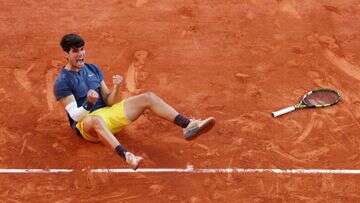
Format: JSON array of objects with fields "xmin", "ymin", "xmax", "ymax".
[{"xmin": 272, "ymin": 106, "xmax": 296, "ymax": 117}]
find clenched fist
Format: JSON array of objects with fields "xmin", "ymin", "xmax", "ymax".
[
  {"xmin": 87, "ymin": 89, "xmax": 99, "ymax": 104},
  {"xmin": 112, "ymin": 74, "xmax": 123, "ymax": 86}
]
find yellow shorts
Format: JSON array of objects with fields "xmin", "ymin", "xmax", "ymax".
[{"xmin": 76, "ymin": 100, "xmax": 130, "ymax": 142}]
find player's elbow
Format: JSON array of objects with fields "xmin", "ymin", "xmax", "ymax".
[
  {"xmin": 65, "ymin": 102, "xmax": 89, "ymax": 122},
  {"xmin": 69, "ymin": 111, "xmax": 87, "ymax": 122}
]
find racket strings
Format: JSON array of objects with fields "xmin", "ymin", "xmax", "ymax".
[{"xmin": 304, "ymin": 91, "xmax": 340, "ymax": 106}]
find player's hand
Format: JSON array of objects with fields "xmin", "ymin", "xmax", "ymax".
[
  {"xmin": 87, "ymin": 89, "xmax": 99, "ymax": 104},
  {"xmin": 112, "ymin": 75, "xmax": 123, "ymax": 86}
]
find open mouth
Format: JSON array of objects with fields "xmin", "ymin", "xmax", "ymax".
[{"xmin": 76, "ymin": 58, "xmax": 84, "ymax": 64}]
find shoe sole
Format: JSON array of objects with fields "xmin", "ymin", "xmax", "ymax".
[
  {"xmin": 131, "ymin": 157, "xmax": 143, "ymax": 170},
  {"xmin": 185, "ymin": 117, "xmax": 215, "ymax": 140}
]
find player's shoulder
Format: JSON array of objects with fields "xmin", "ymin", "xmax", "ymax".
[
  {"xmin": 85, "ymin": 63, "xmax": 101, "ymax": 71},
  {"xmin": 84, "ymin": 63, "xmax": 103, "ymax": 77},
  {"xmin": 54, "ymin": 68, "xmax": 71, "ymax": 85}
]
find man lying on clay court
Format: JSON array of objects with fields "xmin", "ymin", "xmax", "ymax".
[{"xmin": 54, "ymin": 33, "xmax": 215, "ymax": 170}]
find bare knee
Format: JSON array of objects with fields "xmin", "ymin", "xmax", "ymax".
[
  {"xmin": 91, "ymin": 116, "xmax": 107, "ymax": 132},
  {"xmin": 142, "ymin": 91, "xmax": 158, "ymax": 106}
]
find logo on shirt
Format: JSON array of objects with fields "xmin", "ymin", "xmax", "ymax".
[{"xmin": 88, "ymin": 73, "xmax": 95, "ymax": 77}]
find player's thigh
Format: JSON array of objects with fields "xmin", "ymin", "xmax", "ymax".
[{"xmin": 123, "ymin": 92, "xmax": 152, "ymax": 121}]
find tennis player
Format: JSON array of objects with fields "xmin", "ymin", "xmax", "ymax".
[{"xmin": 54, "ymin": 33, "xmax": 215, "ymax": 169}]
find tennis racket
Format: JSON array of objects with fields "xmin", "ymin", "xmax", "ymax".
[{"xmin": 272, "ymin": 88, "xmax": 341, "ymax": 117}]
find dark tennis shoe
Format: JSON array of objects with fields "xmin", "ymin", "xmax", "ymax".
[{"xmin": 183, "ymin": 117, "xmax": 215, "ymax": 140}]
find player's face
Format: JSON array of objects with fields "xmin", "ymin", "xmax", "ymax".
[{"xmin": 66, "ymin": 46, "xmax": 86, "ymax": 68}]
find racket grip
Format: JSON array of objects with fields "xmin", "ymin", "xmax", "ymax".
[{"xmin": 272, "ymin": 106, "xmax": 296, "ymax": 117}]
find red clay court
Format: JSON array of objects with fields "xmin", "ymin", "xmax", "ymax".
[{"xmin": 1, "ymin": 0, "xmax": 360, "ymax": 202}]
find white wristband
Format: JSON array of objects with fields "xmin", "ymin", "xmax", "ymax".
[{"xmin": 65, "ymin": 101, "xmax": 90, "ymax": 122}]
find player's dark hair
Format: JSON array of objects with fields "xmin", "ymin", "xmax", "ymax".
[{"xmin": 60, "ymin": 33, "xmax": 85, "ymax": 53}]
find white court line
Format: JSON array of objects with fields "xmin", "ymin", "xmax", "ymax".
[
  {"xmin": 91, "ymin": 168, "xmax": 360, "ymax": 174},
  {"xmin": 0, "ymin": 169, "xmax": 73, "ymax": 173},
  {"xmin": 1, "ymin": 168, "xmax": 360, "ymax": 174}
]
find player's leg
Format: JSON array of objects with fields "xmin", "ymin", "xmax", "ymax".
[
  {"xmin": 123, "ymin": 91, "xmax": 178, "ymax": 121},
  {"xmin": 80, "ymin": 115, "xmax": 142, "ymax": 169},
  {"xmin": 123, "ymin": 91, "xmax": 215, "ymax": 139}
]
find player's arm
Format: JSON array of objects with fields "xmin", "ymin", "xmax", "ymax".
[
  {"xmin": 100, "ymin": 75, "xmax": 123, "ymax": 106},
  {"xmin": 59, "ymin": 90, "xmax": 99, "ymax": 121}
]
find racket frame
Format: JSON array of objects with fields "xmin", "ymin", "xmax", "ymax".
[{"xmin": 272, "ymin": 88, "xmax": 341, "ymax": 117}]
